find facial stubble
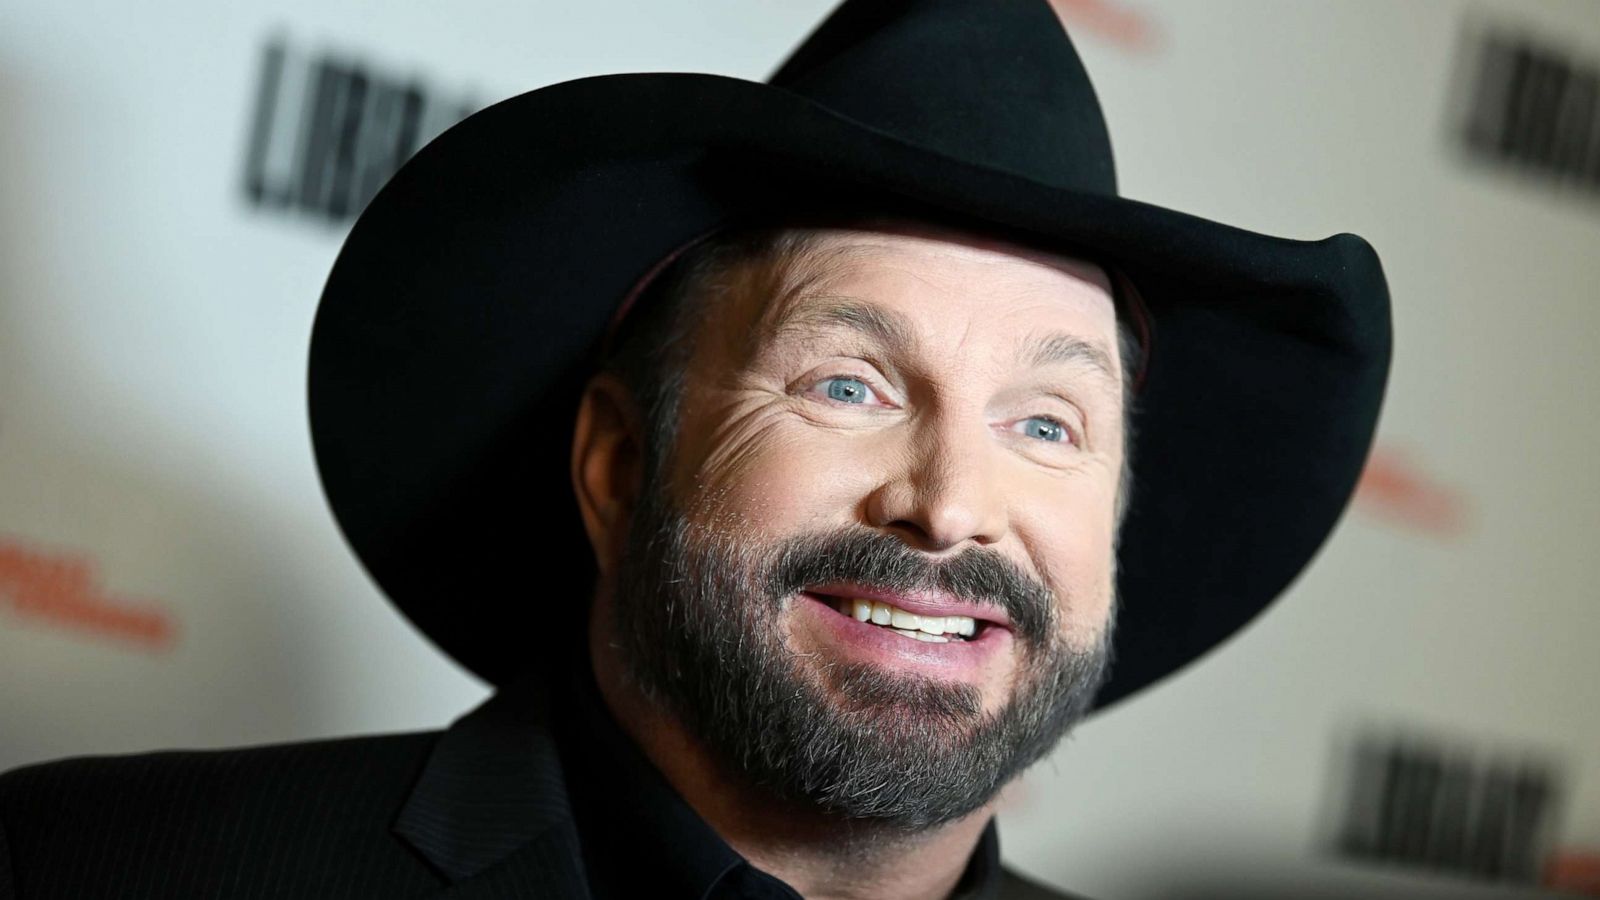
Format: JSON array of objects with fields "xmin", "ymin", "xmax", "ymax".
[{"xmin": 609, "ymin": 477, "xmax": 1115, "ymax": 833}]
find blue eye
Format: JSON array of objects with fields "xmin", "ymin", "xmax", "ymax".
[
  {"xmin": 809, "ymin": 377, "xmax": 1074, "ymax": 446},
  {"xmin": 822, "ymin": 376, "xmax": 872, "ymax": 404},
  {"xmin": 1020, "ymin": 416, "xmax": 1071, "ymax": 444}
]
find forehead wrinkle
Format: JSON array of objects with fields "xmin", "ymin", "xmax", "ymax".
[
  {"xmin": 765, "ymin": 293, "xmax": 923, "ymax": 357},
  {"xmin": 759, "ymin": 291, "xmax": 1120, "ymax": 402},
  {"xmin": 740, "ymin": 231, "xmax": 1118, "ymax": 390}
]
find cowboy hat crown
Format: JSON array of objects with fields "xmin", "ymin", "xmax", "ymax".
[{"xmin": 768, "ymin": 0, "xmax": 1116, "ymax": 195}]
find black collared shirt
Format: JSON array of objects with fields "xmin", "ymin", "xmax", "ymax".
[{"xmin": 549, "ymin": 655, "xmax": 1003, "ymax": 900}]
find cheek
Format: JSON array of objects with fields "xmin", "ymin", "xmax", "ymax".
[{"xmin": 1016, "ymin": 479, "xmax": 1119, "ymax": 640}]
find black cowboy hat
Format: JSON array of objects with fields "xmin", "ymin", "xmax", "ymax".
[{"xmin": 308, "ymin": 0, "xmax": 1391, "ymax": 711}]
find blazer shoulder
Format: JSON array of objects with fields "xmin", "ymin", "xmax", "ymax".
[
  {"xmin": 0, "ymin": 728, "xmax": 442, "ymax": 808},
  {"xmin": 0, "ymin": 731, "xmax": 446, "ymax": 899}
]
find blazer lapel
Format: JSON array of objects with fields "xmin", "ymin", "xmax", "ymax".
[
  {"xmin": 392, "ymin": 672, "xmax": 590, "ymax": 898},
  {"xmin": 432, "ymin": 827, "xmax": 589, "ymax": 899}
]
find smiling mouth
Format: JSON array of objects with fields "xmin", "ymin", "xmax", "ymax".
[{"xmin": 814, "ymin": 594, "xmax": 985, "ymax": 644}]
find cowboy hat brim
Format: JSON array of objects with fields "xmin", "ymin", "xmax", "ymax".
[{"xmin": 308, "ymin": 71, "xmax": 1391, "ymax": 711}]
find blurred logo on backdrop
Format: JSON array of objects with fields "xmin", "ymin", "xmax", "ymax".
[
  {"xmin": 1451, "ymin": 19, "xmax": 1600, "ymax": 201},
  {"xmin": 0, "ymin": 535, "xmax": 176, "ymax": 650},
  {"xmin": 241, "ymin": 34, "xmax": 481, "ymax": 225},
  {"xmin": 1046, "ymin": 0, "xmax": 1161, "ymax": 52},
  {"xmin": 1329, "ymin": 728, "xmax": 1564, "ymax": 887},
  {"xmin": 1353, "ymin": 445, "xmax": 1470, "ymax": 539}
]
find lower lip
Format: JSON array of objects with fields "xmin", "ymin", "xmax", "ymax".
[{"xmin": 793, "ymin": 592, "xmax": 1014, "ymax": 678}]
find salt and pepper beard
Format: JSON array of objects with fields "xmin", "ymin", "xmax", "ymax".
[{"xmin": 608, "ymin": 472, "xmax": 1116, "ymax": 833}]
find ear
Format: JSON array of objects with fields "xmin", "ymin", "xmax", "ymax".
[{"xmin": 570, "ymin": 371, "xmax": 645, "ymax": 579}]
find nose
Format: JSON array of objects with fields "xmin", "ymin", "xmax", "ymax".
[{"xmin": 863, "ymin": 412, "xmax": 1009, "ymax": 553}]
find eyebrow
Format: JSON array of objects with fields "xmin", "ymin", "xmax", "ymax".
[
  {"xmin": 766, "ymin": 294, "xmax": 1119, "ymax": 385},
  {"xmin": 1019, "ymin": 331, "xmax": 1118, "ymax": 382}
]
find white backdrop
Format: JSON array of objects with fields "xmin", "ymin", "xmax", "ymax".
[{"xmin": 3, "ymin": 1, "xmax": 1597, "ymax": 897}]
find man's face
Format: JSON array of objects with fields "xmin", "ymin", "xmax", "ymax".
[{"xmin": 607, "ymin": 221, "xmax": 1124, "ymax": 829}]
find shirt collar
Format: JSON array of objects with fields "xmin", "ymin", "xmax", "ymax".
[{"xmin": 551, "ymin": 655, "xmax": 749, "ymax": 898}]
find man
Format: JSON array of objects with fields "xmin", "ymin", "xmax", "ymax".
[
  {"xmin": 570, "ymin": 218, "xmax": 1131, "ymax": 898},
  {"xmin": 0, "ymin": 1, "xmax": 1391, "ymax": 898}
]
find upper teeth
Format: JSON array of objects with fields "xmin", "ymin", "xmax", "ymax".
[{"xmin": 834, "ymin": 598, "xmax": 977, "ymax": 638}]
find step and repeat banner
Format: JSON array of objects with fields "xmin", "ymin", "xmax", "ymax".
[{"xmin": 2, "ymin": 1, "xmax": 1597, "ymax": 897}]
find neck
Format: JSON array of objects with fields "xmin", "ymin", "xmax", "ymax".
[{"xmin": 588, "ymin": 609, "xmax": 996, "ymax": 900}]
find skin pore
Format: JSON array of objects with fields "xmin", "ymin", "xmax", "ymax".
[{"xmin": 569, "ymin": 219, "xmax": 1125, "ymax": 900}]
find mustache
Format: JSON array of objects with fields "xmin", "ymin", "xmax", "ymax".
[{"xmin": 751, "ymin": 524, "xmax": 1059, "ymax": 652}]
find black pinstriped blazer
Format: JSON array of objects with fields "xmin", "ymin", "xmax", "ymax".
[{"xmin": 0, "ymin": 670, "xmax": 1077, "ymax": 899}]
